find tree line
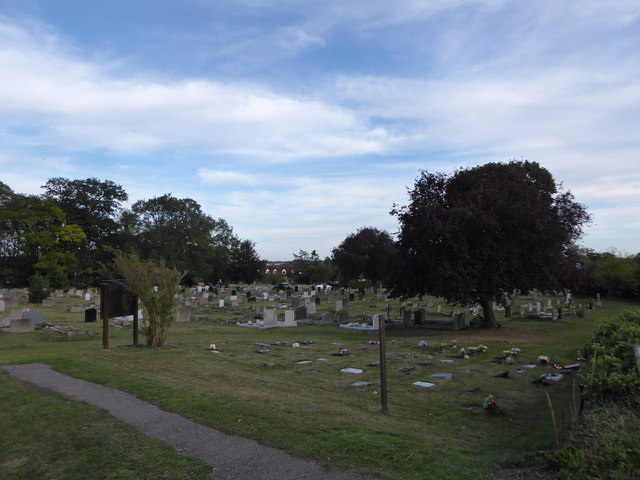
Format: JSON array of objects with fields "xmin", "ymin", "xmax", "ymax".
[
  {"xmin": 0, "ymin": 178, "xmax": 264, "ymax": 291},
  {"xmin": 2, "ymin": 162, "xmax": 636, "ymax": 328}
]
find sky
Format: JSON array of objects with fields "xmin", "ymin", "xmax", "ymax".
[{"xmin": 0, "ymin": 0, "xmax": 639, "ymax": 261}]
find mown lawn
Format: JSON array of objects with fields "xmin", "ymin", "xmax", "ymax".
[{"xmin": 1, "ymin": 291, "xmax": 636, "ymax": 479}]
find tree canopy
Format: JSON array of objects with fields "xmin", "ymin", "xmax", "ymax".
[
  {"xmin": 332, "ymin": 227, "xmax": 397, "ymax": 286},
  {"xmin": 391, "ymin": 161, "xmax": 591, "ymax": 327}
]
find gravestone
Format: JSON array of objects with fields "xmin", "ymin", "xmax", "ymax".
[
  {"xmin": 414, "ymin": 309, "xmax": 426, "ymax": 325},
  {"xmin": 218, "ymin": 299, "xmax": 225, "ymax": 308},
  {"xmin": 175, "ymin": 309, "xmax": 191, "ymax": 322},
  {"xmin": 520, "ymin": 305, "xmax": 525, "ymax": 316},
  {"xmin": 292, "ymin": 296, "xmax": 300, "ymax": 308},
  {"xmin": 320, "ymin": 312, "xmax": 333, "ymax": 324},
  {"xmin": 307, "ymin": 303, "xmax": 317, "ymax": 314},
  {"xmin": 22, "ymin": 310, "xmax": 43, "ymax": 325},
  {"xmin": 42, "ymin": 298, "xmax": 55, "ymax": 307},
  {"xmin": 70, "ymin": 304, "xmax": 85, "ymax": 313},
  {"xmin": 199, "ymin": 297, "xmax": 209, "ymax": 305},
  {"xmin": 359, "ymin": 290, "xmax": 365, "ymax": 301},
  {"xmin": 315, "ymin": 297, "xmax": 321, "ymax": 305},
  {"xmin": 84, "ymin": 293, "xmax": 92, "ymax": 302},
  {"xmin": 284, "ymin": 310, "xmax": 297, "ymax": 326},
  {"xmin": 335, "ymin": 300, "xmax": 343, "ymax": 311},
  {"xmin": 295, "ymin": 306, "xmax": 307, "ymax": 320},
  {"xmin": 9, "ymin": 317, "xmax": 33, "ymax": 332},
  {"xmin": 4, "ymin": 297, "xmax": 17, "ymax": 308},
  {"xmin": 436, "ymin": 304, "xmax": 441, "ymax": 313},
  {"xmin": 349, "ymin": 293, "xmax": 355, "ymax": 301},
  {"xmin": 84, "ymin": 308, "xmax": 97, "ymax": 323},
  {"xmin": 402, "ymin": 309, "xmax": 412, "ymax": 326},
  {"xmin": 263, "ymin": 308, "xmax": 277, "ymax": 328},
  {"xmin": 372, "ymin": 314, "xmax": 381, "ymax": 329},
  {"xmin": 248, "ymin": 296, "xmax": 256, "ymax": 302},
  {"xmin": 343, "ymin": 297, "xmax": 349, "ymax": 307},
  {"xmin": 0, "ymin": 299, "xmax": 4, "ymax": 312}
]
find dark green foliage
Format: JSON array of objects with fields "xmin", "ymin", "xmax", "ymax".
[
  {"xmin": 128, "ymin": 194, "xmax": 239, "ymax": 283},
  {"xmin": 332, "ymin": 227, "xmax": 396, "ymax": 286},
  {"xmin": 582, "ymin": 310, "xmax": 640, "ymax": 403},
  {"xmin": 291, "ymin": 249, "xmax": 333, "ymax": 284},
  {"xmin": 579, "ymin": 249, "xmax": 640, "ymax": 300},
  {"xmin": 546, "ymin": 407, "xmax": 640, "ymax": 479},
  {"xmin": 27, "ymin": 274, "xmax": 50, "ymax": 303},
  {"xmin": 228, "ymin": 239, "xmax": 266, "ymax": 283}
]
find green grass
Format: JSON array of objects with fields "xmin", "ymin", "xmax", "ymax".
[{"xmin": 1, "ymin": 290, "xmax": 637, "ymax": 479}]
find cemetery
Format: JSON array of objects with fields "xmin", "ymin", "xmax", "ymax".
[{"xmin": 2, "ymin": 284, "xmax": 638, "ymax": 480}]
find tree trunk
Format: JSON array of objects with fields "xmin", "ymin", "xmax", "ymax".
[{"xmin": 480, "ymin": 298, "xmax": 499, "ymax": 328}]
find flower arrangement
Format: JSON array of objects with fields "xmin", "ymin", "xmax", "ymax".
[
  {"xmin": 502, "ymin": 347, "xmax": 521, "ymax": 357},
  {"xmin": 483, "ymin": 395, "xmax": 497, "ymax": 410}
]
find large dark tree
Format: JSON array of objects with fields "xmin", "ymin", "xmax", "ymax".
[
  {"xmin": 128, "ymin": 194, "xmax": 239, "ymax": 283},
  {"xmin": 228, "ymin": 239, "xmax": 266, "ymax": 284},
  {"xmin": 332, "ymin": 227, "xmax": 397, "ymax": 286},
  {"xmin": 391, "ymin": 161, "xmax": 591, "ymax": 328},
  {"xmin": 43, "ymin": 178, "xmax": 128, "ymax": 247}
]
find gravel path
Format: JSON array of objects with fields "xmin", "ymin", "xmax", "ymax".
[{"xmin": 4, "ymin": 363, "xmax": 382, "ymax": 480}]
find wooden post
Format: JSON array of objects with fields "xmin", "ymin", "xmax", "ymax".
[
  {"xmin": 100, "ymin": 283, "xmax": 109, "ymax": 350},
  {"xmin": 133, "ymin": 306, "xmax": 139, "ymax": 347},
  {"xmin": 379, "ymin": 305, "xmax": 389, "ymax": 412}
]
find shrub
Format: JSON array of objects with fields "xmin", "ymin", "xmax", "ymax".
[
  {"xmin": 546, "ymin": 406, "xmax": 640, "ymax": 479},
  {"xmin": 113, "ymin": 251, "xmax": 184, "ymax": 348},
  {"xmin": 582, "ymin": 310, "xmax": 640, "ymax": 403},
  {"xmin": 28, "ymin": 274, "xmax": 50, "ymax": 303}
]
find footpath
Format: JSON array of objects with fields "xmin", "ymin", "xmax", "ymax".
[{"xmin": 4, "ymin": 363, "xmax": 381, "ymax": 480}]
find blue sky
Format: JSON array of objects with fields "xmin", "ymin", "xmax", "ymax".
[{"xmin": 1, "ymin": 0, "xmax": 638, "ymax": 260}]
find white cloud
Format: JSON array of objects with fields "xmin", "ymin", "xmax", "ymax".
[{"xmin": 0, "ymin": 18, "xmax": 393, "ymax": 161}]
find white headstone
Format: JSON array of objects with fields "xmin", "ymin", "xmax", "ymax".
[
  {"xmin": 219, "ymin": 299, "xmax": 225, "ymax": 308},
  {"xmin": 263, "ymin": 308, "xmax": 277, "ymax": 328},
  {"xmin": 284, "ymin": 310, "xmax": 297, "ymax": 327},
  {"xmin": 84, "ymin": 293, "xmax": 91, "ymax": 302},
  {"xmin": 372, "ymin": 314, "xmax": 380, "ymax": 330}
]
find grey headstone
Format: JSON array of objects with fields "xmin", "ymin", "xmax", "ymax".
[{"xmin": 22, "ymin": 310, "xmax": 43, "ymax": 325}]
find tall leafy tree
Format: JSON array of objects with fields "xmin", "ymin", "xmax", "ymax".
[
  {"xmin": 128, "ymin": 194, "xmax": 238, "ymax": 283},
  {"xmin": 228, "ymin": 240, "xmax": 266, "ymax": 283},
  {"xmin": 391, "ymin": 161, "xmax": 591, "ymax": 328},
  {"xmin": 291, "ymin": 249, "xmax": 331, "ymax": 284},
  {"xmin": 43, "ymin": 178, "xmax": 128, "ymax": 247},
  {"xmin": 332, "ymin": 227, "xmax": 397, "ymax": 286},
  {"xmin": 43, "ymin": 177, "xmax": 128, "ymax": 285},
  {"xmin": 0, "ymin": 187, "xmax": 86, "ymax": 288}
]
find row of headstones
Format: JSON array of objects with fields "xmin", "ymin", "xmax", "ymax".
[{"xmin": 0, "ymin": 309, "xmax": 43, "ymax": 332}]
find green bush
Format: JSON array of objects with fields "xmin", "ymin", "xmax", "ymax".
[
  {"xmin": 546, "ymin": 406, "xmax": 640, "ymax": 479},
  {"xmin": 28, "ymin": 273, "xmax": 50, "ymax": 303},
  {"xmin": 582, "ymin": 310, "xmax": 640, "ymax": 403}
]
